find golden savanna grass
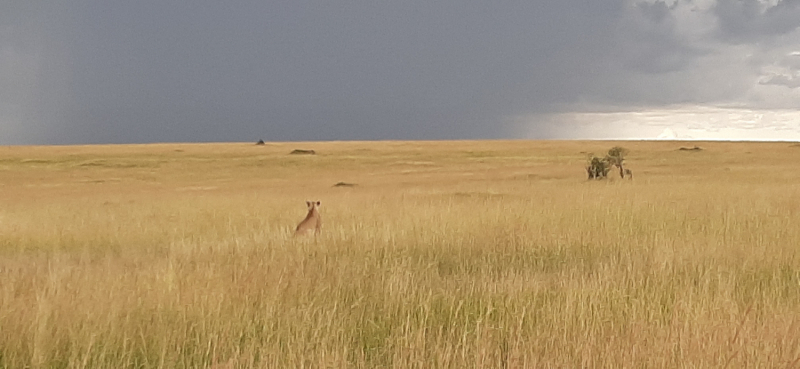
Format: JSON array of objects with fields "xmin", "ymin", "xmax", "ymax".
[{"xmin": 1, "ymin": 140, "xmax": 800, "ymax": 368}]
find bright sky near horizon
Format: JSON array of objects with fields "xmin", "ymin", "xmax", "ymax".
[
  {"xmin": 2, "ymin": 0, "xmax": 800, "ymax": 145},
  {"xmin": 522, "ymin": 106, "xmax": 800, "ymax": 141}
]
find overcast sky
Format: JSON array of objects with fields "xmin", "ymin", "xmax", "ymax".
[{"xmin": 2, "ymin": 0, "xmax": 799, "ymax": 145}]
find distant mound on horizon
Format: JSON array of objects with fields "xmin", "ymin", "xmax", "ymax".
[{"xmin": 290, "ymin": 149, "xmax": 316, "ymax": 155}]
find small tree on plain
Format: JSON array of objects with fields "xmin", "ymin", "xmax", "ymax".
[{"xmin": 606, "ymin": 146, "xmax": 629, "ymax": 178}]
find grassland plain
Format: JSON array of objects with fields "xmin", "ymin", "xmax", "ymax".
[{"xmin": 1, "ymin": 140, "xmax": 799, "ymax": 368}]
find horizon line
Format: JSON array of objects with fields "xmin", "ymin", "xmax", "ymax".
[{"xmin": 3, "ymin": 137, "xmax": 800, "ymax": 147}]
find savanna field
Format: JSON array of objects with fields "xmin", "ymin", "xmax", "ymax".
[{"xmin": 1, "ymin": 140, "xmax": 800, "ymax": 368}]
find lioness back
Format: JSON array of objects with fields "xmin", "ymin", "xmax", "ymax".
[{"xmin": 295, "ymin": 201, "xmax": 322, "ymax": 236}]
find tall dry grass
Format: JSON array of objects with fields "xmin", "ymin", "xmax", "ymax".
[{"xmin": 1, "ymin": 140, "xmax": 799, "ymax": 368}]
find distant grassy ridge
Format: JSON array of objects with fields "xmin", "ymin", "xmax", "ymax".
[{"xmin": 1, "ymin": 140, "xmax": 799, "ymax": 368}]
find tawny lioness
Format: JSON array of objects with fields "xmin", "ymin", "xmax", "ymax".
[{"xmin": 295, "ymin": 201, "xmax": 322, "ymax": 236}]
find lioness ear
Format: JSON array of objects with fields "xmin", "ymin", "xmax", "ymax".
[
  {"xmin": 316, "ymin": 201, "xmax": 321, "ymax": 206},
  {"xmin": 306, "ymin": 201, "xmax": 311, "ymax": 207}
]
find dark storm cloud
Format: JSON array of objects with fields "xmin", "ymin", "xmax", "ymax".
[
  {"xmin": 2, "ymin": 1, "xmax": 621, "ymax": 144},
  {"xmin": 612, "ymin": 1, "xmax": 705, "ymax": 74},
  {"xmin": 1, "ymin": 0, "xmax": 799, "ymax": 144}
]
